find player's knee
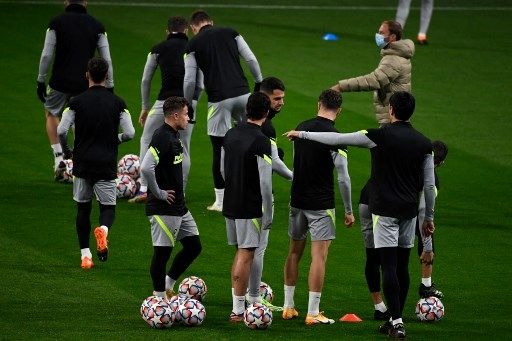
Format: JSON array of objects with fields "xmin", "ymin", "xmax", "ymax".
[{"xmin": 182, "ymin": 235, "xmax": 202, "ymax": 258}]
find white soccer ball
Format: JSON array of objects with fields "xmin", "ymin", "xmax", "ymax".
[
  {"xmin": 167, "ymin": 294, "xmax": 186, "ymax": 323},
  {"xmin": 177, "ymin": 298, "xmax": 206, "ymax": 326},
  {"xmin": 115, "ymin": 174, "xmax": 137, "ymax": 198},
  {"xmin": 178, "ymin": 276, "xmax": 208, "ymax": 301},
  {"xmin": 140, "ymin": 296, "xmax": 174, "ymax": 328},
  {"xmin": 246, "ymin": 281, "xmax": 274, "ymax": 303},
  {"xmin": 259, "ymin": 282, "xmax": 274, "ymax": 302},
  {"xmin": 415, "ymin": 296, "xmax": 445, "ymax": 321},
  {"xmin": 117, "ymin": 154, "xmax": 140, "ymax": 179},
  {"xmin": 244, "ymin": 302, "xmax": 273, "ymax": 330},
  {"xmin": 61, "ymin": 159, "xmax": 73, "ymax": 183}
]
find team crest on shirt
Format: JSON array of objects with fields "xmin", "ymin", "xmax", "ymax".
[{"xmin": 173, "ymin": 153, "xmax": 184, "ymax": 164}]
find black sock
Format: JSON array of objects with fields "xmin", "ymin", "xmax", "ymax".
[
  {"xmin": 168, "ymin": 236, "xmax": 202, "ymax": 280},
  {"xmin": 365, "ymin": 247, "xmax": 382, "ymax": 293},
  {"xmin": 379, "ymin": 247, "xmax": 401, "ymax": 320},
  {"xmin": 76, "ymin": 201, "xmax": 92, "ymax": 249},
  {"xmin": 150, "ymin": 246, "xmax": 172, "ymax": 292},
  {"xmin": 99, "ymin": 203, "xmax": 115, "ymax": 229},
  {"xmin": 210, "ymin": 135, "xmax": 225, "ymax": 189}
]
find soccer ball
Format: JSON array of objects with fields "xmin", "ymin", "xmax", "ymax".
[
  {"xmin": 177, "ymin": 298, "xmax": 206, "ymax": 326},
  {"xmin": 259, "ymin": 282, "xmax": 273, "ymax": 302},
  {"xmin": 61, "ymin": 159, "xmax": 73, "ymax": 183},
  {"xmin": 246, "ymin": 281, "xmax": 274, "ymax": 303},
  {"xmin": 118, "ymin": 154, "xmax": 140, "ymax": 179},
  {"xmin": 244, "ymin": 303, "xmax": 273, "ymax": 330},
  {"xmin": 116, "ymin": 174, "xmax": 137, "ymax": 198},
  {"xmin": 178, "ymin": 276, "xmax": 208, "ymax": 301},
  {"xmin": 140, "ymin": 296, "xmax": 174, "ymax": 328},
  {"xmin": 415, "ymin": 296, "xmax": 445, "ymax": 321},
  {"xmin": 167, "ymin": 294, "xmax": 186, "ymax": 323}
]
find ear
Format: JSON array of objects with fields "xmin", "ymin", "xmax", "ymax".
[
  {"xmin": 166, "ymin": 29, "xmax": 170, "ymax": 35},
  {"xmin": 85, "ymin": 71, "xmax": 90, "ymax": 80}
]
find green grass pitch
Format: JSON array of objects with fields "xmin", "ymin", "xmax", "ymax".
[{"xmin": 0, "ymin": 0, "xmax": 511, "ymax": 339}]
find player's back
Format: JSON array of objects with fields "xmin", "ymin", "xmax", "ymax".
[
  {"xmin": 291, "ymin": 116, "xmax": 345, "ymax": 210},
  {"xmin": 152, "ymin": 33, "xmax": 189, "ymax": 100},
  {"xmin": 367, "ymin": 121, "xmax": 432, "ymax": 219},
  {"xmin": 70, "ymin": 86, "xmax": 126, "ymax": 179},
  {"xmin": 49, "ymin": 5, "xmax": 105, "ymax": 94},
  {"xmin": 223, "ymin": 122, "xmax": 270, "ymax": 219},
  {"xmin": 186, "ymin": 25, "xmax": 249, "ymax": 102}
]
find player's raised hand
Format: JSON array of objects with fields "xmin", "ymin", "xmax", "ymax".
[
  {"xmin": 139, "ymin": 109, "xmax": 149, "ymax": 126},
  {"xmin": 284, "ymin": 130, "xmax": 300, "ymax": 140},
  {"xmin": 422, "ymin": 220, "xmax": 435, "ymax": 237},
  {"xmin": 344, "ymin": 212, "xmax": 355, "ymax": 227}
]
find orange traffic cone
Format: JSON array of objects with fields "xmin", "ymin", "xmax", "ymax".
[{"xmin": 339, "ymin": 313, "xmax": 362, "ymax": 322}]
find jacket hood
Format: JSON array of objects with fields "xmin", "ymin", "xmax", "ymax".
[{"xmin": 381, "ymin": 39, "xmax": 415, "ymax": 59}]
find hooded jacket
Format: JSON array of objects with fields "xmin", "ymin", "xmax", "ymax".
[{"xmin": 339, "ymin": 39, "xmax": 415, "ymax": 124}]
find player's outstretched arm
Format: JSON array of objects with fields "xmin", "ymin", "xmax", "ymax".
[{"xmin": 285, "ymin": 130, "xmax": 377, "ymax": 148}]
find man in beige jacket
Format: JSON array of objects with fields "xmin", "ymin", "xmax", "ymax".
[{"xmin": 331, "ymin": 20, "xmax": 414, "ymax": 126}]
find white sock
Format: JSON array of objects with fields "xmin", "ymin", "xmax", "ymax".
[
  {"xmin": 422, "ymin": 277, "xmax": 432, "ymax": 287},
  {"xmin": 307, "ymin": 291, "xmax": 321, "ymax": 316},
  {"xmin": 392, "ymin": 318, "xmax": 403, "ymax": 326},
  {"xmin": 233, "ymin": 295, "xmax": 246, "ymax": 315},
  {"xmin": 51, "ymin": 144, "xmax": 63, "ymax": 167},
  {"xmin": 283, "ymin": 285, "xmax": 295, "ymax": 308},
  {"xmin": 165, "ymin": 275, "xmax": 176, "ymax": 292},
  {"xmin": 375, "ymin": 301, "xmax": 387, "ymax": 312},
  {"xmin": 153, "ymin": 291, "xmax": 165, "ymax": 298},
  {"xmin": 80, "ymin": 248, "xmax": 92, "ymax": 259},
  {"xmin": 139, "ymin": 185, "xmax": 147, "ymax": 193},
  {"xmin": 100, "ymin": 225, "xmax": 109, "ymax": 235},
  {"xmin": 214, "ymin": 188, "xmax": 224, "ymax": 204}
]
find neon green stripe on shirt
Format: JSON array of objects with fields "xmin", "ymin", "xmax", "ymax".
[
  {"xmin": 149, "ymin": 146, "xmax": 160, "ymax": 163},
  {"xmin": 263, "ymin": 154, "xmax": 272, "ymax": 165}
]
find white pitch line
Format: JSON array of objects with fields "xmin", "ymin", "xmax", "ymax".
[{"xmin": 0, "ymin": 1, "xmax": 511, "ymax": 11}]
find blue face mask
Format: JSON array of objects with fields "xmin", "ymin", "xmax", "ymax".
[{"xmin": 375, "ymin": 33, "xmax": 388, "ymax": 49}]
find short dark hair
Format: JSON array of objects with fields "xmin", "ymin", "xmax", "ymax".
[
  {"xmin": 246, "ymin": 92, "xmax": 270, "ymax": 120},
  {"xmin": 260, "ymin": 77, "xmax": 285, "ymax": 95},
  {"xmin": 168, "ymin": 16, "xmax": 188, "ymax": 32},
  {"xmin": 432, "ymin": 140, "xmax": 448, "ymax": 165},
  {"xmin": 383, "ymin": 20, "xmax": 403, "ymax": 40},
  {"xmin": 389, "ymin": 91, "xmax": 415, "ymax": 120},
  {"xmin": 163, "ymin": 96, "xmax": 188, "ymax": 116},
  {"xmin": 190, "ymin": 10, "xmax": 211, "ymax": 26},
  {"xmin": 318, "ymin": 89, "xmax": 342, "ymax": 111},
  {"xmin": 87, "ymin": 57, "xmax": 108, "ymax": 83}
]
